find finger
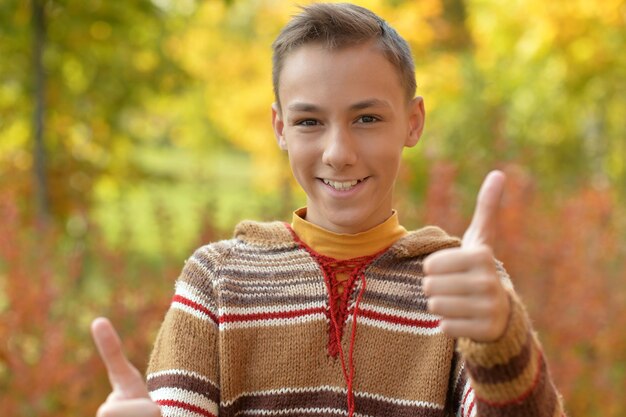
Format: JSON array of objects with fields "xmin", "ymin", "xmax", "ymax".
[
  {"xmin": 97, "ymin": 398, "xmax": 161, "ymax": 417},
  {"xmin": 423, "ymin": 246, "xmax": 494, "ymax": 275},
  {"xmin": 462, "ymin": 170, "xmax": 506, "ymax": 249},
  {"xmin": 427, "ymin": 296, "xmax": 494, "ymax": 319},
  {"xmin": 439, "ymin": 318, "xmax": 485, "ymax": 340},
  {"xmin": 423, "ymin": 273, "xmax": 487, "ymax": 297},
  {"xmin": 439, "ymin": 318, "xmax": 504, "ymax": 342},
  {"xmin": 91, "ymin": 317, "xmax": 150, "ymax": 399}
]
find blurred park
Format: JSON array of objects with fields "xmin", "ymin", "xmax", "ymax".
[{"xmin": 0, "ymin": 0, "xmax": 625, "ymax": 415}]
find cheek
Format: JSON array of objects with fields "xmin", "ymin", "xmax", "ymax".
[
  {"xmin": 286, "ymin": 137, "xmax": 318, "ymax": 163},
  {"xmin": 287, "ymin": 145, "xmax": 315, "ymax": 178},
  {"xmin": 367, "ymin": 142, "xmax": 403, "ymax": 163}
]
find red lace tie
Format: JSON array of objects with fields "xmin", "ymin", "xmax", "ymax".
[
  {"xmin": 285, "ymin": 223, "xmax": 384, "ymax": 417},
  {"xmin": 317, "ymin": 256, "xmax": 376, "ymax": 417}
]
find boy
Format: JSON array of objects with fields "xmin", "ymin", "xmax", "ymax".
[{"xmin": 92, "ymin": 3, "xmax": 565, "ymax": 417}]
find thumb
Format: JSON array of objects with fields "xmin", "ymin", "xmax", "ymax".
[
  {"xmin": 91, "ymin": 317, "xmax": 151, "ymax": 399},
  {"xmin": 462, "ymin": 170, "xmax": 506, "ymax": 249}
]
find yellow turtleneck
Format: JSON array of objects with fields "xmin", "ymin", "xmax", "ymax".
[
  {"xmin": 291, "ymin": 207, "xmax": 407, "ymax": 294},
  {"xmin": 291, "ymin": 207, "xmax": 408, "ymax": 260}
]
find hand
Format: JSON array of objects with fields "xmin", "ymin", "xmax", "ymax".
[
  {"xmin": 91, "ymin": 317, "xmax": 161, "ymax": 417},
  {"xmin": 422, "ymin": 170, "xmax": 511, "ymax": 342}
]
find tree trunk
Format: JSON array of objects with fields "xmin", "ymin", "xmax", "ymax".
[{"xmin": 32, "ymin": 0, "xmax": 50, "ymax": 226}]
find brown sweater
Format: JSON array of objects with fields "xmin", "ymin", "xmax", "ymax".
[{"xmin": 146, "ymin": 220, "xmax": 565, "ymax": 417}]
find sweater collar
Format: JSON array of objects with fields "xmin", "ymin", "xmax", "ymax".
[{"xmin": 234, "ymin": 217, "xmax": 460, "ymax": 259}]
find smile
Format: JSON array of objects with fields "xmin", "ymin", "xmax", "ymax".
[{"xmin": 321, "ymin": 177, "xmax": 367, "ymax": 191}]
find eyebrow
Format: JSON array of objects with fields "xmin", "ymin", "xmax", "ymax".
[
  {"xmin": 287, "ymin": 102, "xmax": 320, "ymax": 112},
  {"xmin": 286, "ymin": 98, "xmax": 391, "ymax": 113},
  {"xmin": 349, "ymin": 98, "xmax": 391, "ymax": 111}
]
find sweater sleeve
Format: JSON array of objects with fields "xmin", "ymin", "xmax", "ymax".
[
  {"xmin": 450, "ymin": 262, "xmax": 566, "ymax": 417},
  {"xmin": 146, "ymin": 244, "xmax": 227, "ymax": 417}
]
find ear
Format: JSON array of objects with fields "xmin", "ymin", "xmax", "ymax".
[
  {"xmin": 405, "ymin": 96, "xmax": 425, "ymax": 148},
  {"xmin": 271, "ymin": 102, "xmax": 287, "ymax": 151}
]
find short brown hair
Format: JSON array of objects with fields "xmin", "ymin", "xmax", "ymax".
[{"xmin": 272, "ymin": 3, "xmax": 416, "ymax": 106}]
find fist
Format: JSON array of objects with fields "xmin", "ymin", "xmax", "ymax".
[{"xmin": 422, "ymin": 171, "xmax": 511, "ymax": 343}]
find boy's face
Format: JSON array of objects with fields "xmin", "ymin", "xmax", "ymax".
[{"xmin": 272, "ymin": 41, "xmax": 425, "ymax": 234}]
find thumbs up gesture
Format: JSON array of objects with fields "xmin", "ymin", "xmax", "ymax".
[
  {"xmin": 422, "ymin": 171, "xmax": 511, "ymax": 343},
  {"xmin": 91, "ymin": 318, "xmax": 161, "ymax": 417}
]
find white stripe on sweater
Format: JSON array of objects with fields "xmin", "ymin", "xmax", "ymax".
[
  {"xmin": 355, "ymin": 316, "xmax": 443, "ymax": 335},
  {"xmin": 147, "ymin": 369, "xmax": 217, "ymax": 388},
  {"xmin": 220, "ymin": 300, "xmax": 323, "ymax": 315},
  {"xmin": 150, "ymin": 387, "xmax": 218, "ymax": 416},
  {"xmin": 221, "ymin": 385, "xmax": 444, "ymax": 409}
]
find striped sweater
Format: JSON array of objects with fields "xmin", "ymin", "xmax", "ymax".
[{"xmin": 146, "ymin": 220, "xmax": 565, "ymax": 417}]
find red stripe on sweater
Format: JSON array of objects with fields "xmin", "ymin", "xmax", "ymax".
[
  {"xmin": 467, "ymin": 399, "xmax": 475, "ymax": 416},
  {"xmin": 461, "ymin": 386, "xmax": 473, "ymax": 416},
  {"xmin": 156, "ymin": 399, "xmax": 217, "ymax": 417},
  {"xmin": 220, "ymin": 306, "xmax": 326, "ymax": 323},
  {"xmin": 475, "ymin": 349, "xmax": 545, "ymax": 408},
  {"xmin": 156, "ymin": 400, "xmax": 217, "ymax": 417},
  {"xmin": 358, "ymin": 308, "xmax": 440, "ymax": 328},
  {"xmin": 172, "ymin": 295, "xmax": 218, "ymax": 324}
]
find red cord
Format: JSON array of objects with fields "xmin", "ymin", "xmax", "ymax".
[
  {"xmin": 284, "ymin": 223, "xmax": 387, "ymax": 417},
  {"xmin": 346, "ymin": 271, "xmax": 367, "ymax": 417},
  {"xmin": 321, "ymin": 261, "xmax": 367, "ymax": 417}
]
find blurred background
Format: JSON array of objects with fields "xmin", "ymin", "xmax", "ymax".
[{"xmin": 0, "ymin": 0, "xmax": 624, "ymax": 415}]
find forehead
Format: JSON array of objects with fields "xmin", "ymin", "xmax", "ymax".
[{"xmin": 278, "ymin": 41, "xmax": 405, "ymax": 109}]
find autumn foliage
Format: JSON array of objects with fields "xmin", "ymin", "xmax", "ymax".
[
  {"xmin": 0, "ymin": 183, "xmax": 199, "ymax": 416},
  {"xmin": 1, "ymin": 0, "xmax": 625, "ymax": 416}
]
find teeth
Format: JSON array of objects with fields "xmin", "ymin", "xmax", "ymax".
[{"xmin": 322, "ymin": 178, "xmax": 361, "ymax": 190}]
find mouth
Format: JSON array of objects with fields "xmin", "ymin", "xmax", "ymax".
[{"xmin": 320, "ymin": 177, "xmax": 368, "ymax": 191}]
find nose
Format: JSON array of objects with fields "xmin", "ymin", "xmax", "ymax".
[{"xmin": 322, "ymin": 126, "xmax": 358, "ymax": 170}]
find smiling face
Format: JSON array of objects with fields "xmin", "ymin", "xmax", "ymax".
[{"xmin": 272, "ymin": 41, "xmax": 425, "ymax": 234}]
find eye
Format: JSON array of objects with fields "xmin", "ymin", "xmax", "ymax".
[
  {"xmin": 295, "ymin": 119, "xmax": 320, "ymax": 127},
  {"xmin": 356, "ymin": 115, "xmax": 380, "ymax": 124}
]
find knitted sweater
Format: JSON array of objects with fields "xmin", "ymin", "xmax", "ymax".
[{"xmin": 146, "ymin": 220, "xmax": 565, "ymax": 417}]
